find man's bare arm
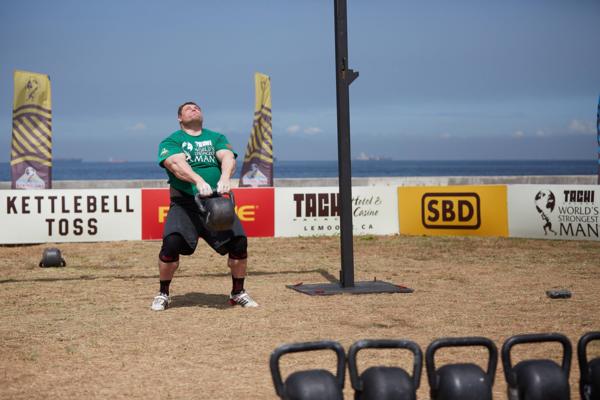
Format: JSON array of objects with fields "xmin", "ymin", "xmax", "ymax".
[
  {"xmin": 164, "ymin": 153, "xmax": 212, "ymax": 195},
  {"xmin": 216, "ymin": 150, "xmax": 236, "ymax": 178},
  {"xmin": 216, "ymin": 150, "xmax": 236, "ymax": 193}
]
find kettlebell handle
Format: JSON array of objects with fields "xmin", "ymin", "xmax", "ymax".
[
  {"xmin": 226, "ymin": 190, "xmax": 235, "ymax": 206},
  {"xmin": 269, "ymin": 341, "xmax": 346, "ymax": 398},
  {"xmin": 501, "ymin": 332, "xmax": 572, "ymax": 386},
  {"xmin": 194, "ymin": 190, "xmax": 235, "ymax": 214},
  {"xmin": 348, "ymin": 339, "xmax": 422, "ymax": 392},
  {"xmin": 578, "ymin": 331, "xmax": 600, "ymax": 377},
  {"xmin": 426, "ymin": 336, "xmax": 498, "ymax": 389}
]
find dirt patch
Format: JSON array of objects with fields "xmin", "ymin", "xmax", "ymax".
[{"xmin": 1, "ymin": 235, "xmax": 599, "ymax": 399}]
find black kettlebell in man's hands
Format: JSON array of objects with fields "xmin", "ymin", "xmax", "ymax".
[{"xmin": 194, "ymin": 191, "xmax": 236, "ymax": 231}]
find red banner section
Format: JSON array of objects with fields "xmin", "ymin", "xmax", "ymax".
[
  {"xmin": 141, "ymin": 189, "xmax": 171, "ymax": 240},
  {"xmin": 231, "ymin": 187, "xmax": 275, "ymax": 237},
  {"xmin": 141, "ymin": 188, "xmax": 274, "ymax": 240}
]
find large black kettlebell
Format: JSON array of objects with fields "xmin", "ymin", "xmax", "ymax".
[
  {"xmin": 578, "ymin": 331, "xmax": 600, "ymax": 400},
  {"xmin": 39, "ymin": 248, "xmax": 66, "ymax": 268},
  {"xmin": 270, "ymin": 341, "xmax": 346, "ymax": 400},
  {"xmin": 426, "ymin": 336, "xmax": 498, "ymax": 400},
  {"xmin": 194, "ymin": 191, "xmax": 236, "ymax": 231},
  {"xmin": 502, "ymin": 332, "xmax": 572, "ymax": 400},
  {"xmin": 348, "ymin": 339, "xmax": 422, "ymax": 400}
]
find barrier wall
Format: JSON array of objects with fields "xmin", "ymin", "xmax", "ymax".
[
  {"xmin": 140, "ymin": 188, "xmax": 275, "ymax": 240},
  {"xmin": 1, "ymin": 184, "xmax": 598, "ymax": 243},
  {"xmin": 508, "ymin": 185, "xmax": 599, "ymax": 241},
  {"xmin": 398, "ymin": 185, "xmax": 508, "ymax": 237},
  {"xmin": 274, "ymin": 187, "xmax": 398, "ymax": 237},
  {"xmin": 0, "ymin": 189, "xmax": 141, "ymax": 244}
]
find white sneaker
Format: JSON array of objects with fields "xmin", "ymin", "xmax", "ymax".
[
  {"xmin": 151, "ymin": 293, "xmax": 170, "ymax": 311},
  {"xmin": 229, "ymin": 290, "xmax": 259, "ymax": 308}
]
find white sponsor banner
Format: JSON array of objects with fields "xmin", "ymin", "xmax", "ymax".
[
  {"xmin": 0, "ymin": 189, "xmax": 141, "ymax": 244},
  {"xmin": 275, "ymin": 186, "xmax": 398, "ymax": 237},
  {"xmin": 508, "ymin": 185, "xmax": 600, "ymax": 241}
]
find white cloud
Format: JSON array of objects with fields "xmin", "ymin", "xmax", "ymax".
[
  {"xmin": 512, "ymin": 130, "xmax": 525, "ymax": 139},
  {"xmin": 286, "ymin": 125, "xmax": 323, "ymax": 135},
  {"xmin": 536, "ymin": 130, "xmax": 546, "ymax": 137},
  {"xmin": 286, "ymin": 124, "xmax": 301, "ymax": 134},
  {"xmin": 568, "ymin": 119, "xmax": 594, "ymax": 134},
  {"xmin": 303, "ymin": 127, "xmax": 322, "ymax": 135},
  {"xmin": 440, "ymin": 132, "xmax": 451, "ymax": 139},
  {"xmin": 128, "ymin": 122, "xmax": 147, "ymax": 131}
]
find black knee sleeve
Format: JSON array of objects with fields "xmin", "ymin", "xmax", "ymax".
[
  {"xmin": 159, "ymin": 233, "xmax": 193, "ymax": 262},
  {"xmin": 226, "ymin": 236, "xmax": 248, "ymax": 260}
]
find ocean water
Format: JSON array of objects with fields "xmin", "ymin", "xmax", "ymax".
[{"xmin": 0, "ymin": 159, "xmax": 596, "ymax": 182}]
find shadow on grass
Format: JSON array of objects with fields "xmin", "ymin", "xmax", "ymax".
[
  {"xmin": 0, "ymin": 268, "xmax": 339, "ymax": 285},
  {"xmin": 169, "ymin": 292, "xmax": 231, "ymax": 309}
]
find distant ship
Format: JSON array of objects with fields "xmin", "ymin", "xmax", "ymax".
[
  {"xmin": 54, "ymin": 158, "xmax": 83, "ymax": 163},
  {"xmin": 108, "ymin": 157, "xmax": 127, "ymax": 163},
  {"xmin": 354, "ymin": 152, "xmax": 392, "ymax": 161}
]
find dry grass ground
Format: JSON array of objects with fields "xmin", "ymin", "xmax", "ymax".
[{"xmin": 1, "ymin": 235, "xmax": 599, "ymax": 399}]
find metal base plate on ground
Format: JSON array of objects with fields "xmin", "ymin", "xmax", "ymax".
[{"xmin": 287, "ymin": 281, "xmax": 414, "ymax": 296}]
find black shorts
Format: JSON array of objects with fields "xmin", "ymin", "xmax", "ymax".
[{"xmin": 162, "ymin": 189, "xmax": 246, "ymax": 256}]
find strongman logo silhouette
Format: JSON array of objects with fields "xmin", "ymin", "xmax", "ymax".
[{"xmin": 534, "ymin": 190, "xmax": 557, "ymax": 235}]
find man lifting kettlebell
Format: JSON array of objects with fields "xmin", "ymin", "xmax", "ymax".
[{"xmin": 151, "ymin": 101, "xmax": 258, "ymax": 311}]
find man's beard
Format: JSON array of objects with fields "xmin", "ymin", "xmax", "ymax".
[{"xmin": 182, "ymin": 117, "xmax": 203, "ymax": 129}]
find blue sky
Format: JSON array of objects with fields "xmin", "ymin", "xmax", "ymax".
[{"xmin": 1, "ymin": 0, "xmax": 599, "ymax": 161}]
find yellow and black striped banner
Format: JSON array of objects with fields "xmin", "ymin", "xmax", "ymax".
[
  {"xmin": 239, "ymin": 73, "xmax": 273, "ymax": 187},
  {"xmin": 11, "ymin": 70, "xmax": 52, "ymax": 189}
]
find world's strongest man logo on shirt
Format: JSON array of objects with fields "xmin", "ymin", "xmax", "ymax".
[{"xmin": 181, "ymin": 140, "xmax": 216, "ymax": 164}]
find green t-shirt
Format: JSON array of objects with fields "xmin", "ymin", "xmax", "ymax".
[{"xmin": 157, "ymin": 128, "xmax": 237, "ymax": 195}]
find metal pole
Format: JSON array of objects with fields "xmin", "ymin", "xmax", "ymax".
[
  {"xmin": 286, "ymin": 1, "xmax": 412, "ymax": 296},
  {"xmin": 597, "ymin": 95, "xmax": 599, "ymax": 184},
  {"xmin": 334, "ymin": 0, "xmax": 359, "ymax": 287}
]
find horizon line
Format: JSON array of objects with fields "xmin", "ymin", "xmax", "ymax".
[{"xmin": 0, "ymin": 158, "xmax": 596, "ymax": 164}]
